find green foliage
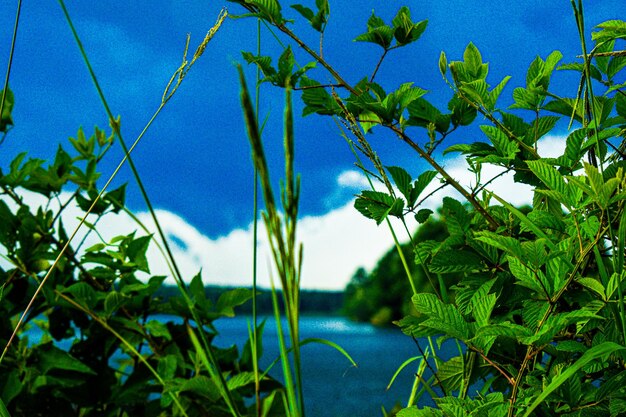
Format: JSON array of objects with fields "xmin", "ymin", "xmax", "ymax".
[
  {"xmin": 227, "ymin": 2, "xmax": 626, "ymax": 415},
  {"xmin": 0, "ymin": 126, "xmax": 281, "ymax": 416},
  {"xmin": 354, "ymin": 8, "xmax": 427, "ymax": 49},
  {"xmin": 4, "ymin": 1, "xmax": 626, "ymax": 416}
]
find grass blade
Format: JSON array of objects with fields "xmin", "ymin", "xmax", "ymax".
[
  {"xmin": 300, "ymin": 337, "xmax": 358, "ymax": 368},
  {"xmin": 386, "ymin": 356, "xmax": 422, "ymax": 390},
  {"xmin": 0, "ymin": 398, "xmax": 10, "ymax": 417}
]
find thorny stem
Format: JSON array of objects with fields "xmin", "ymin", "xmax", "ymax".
[
  {"xmin": 389, "ymin": 125, "xmax": 500, "ymax": 229},
  {"xmin": 276, "ymin": 23, "xmax": 357, "ymax": 95},
  {"xmin": 271, "ymin": 21, "xmax": 501, "ymax": 230}
]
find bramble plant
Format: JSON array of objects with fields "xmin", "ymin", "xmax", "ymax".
[
  {"xmin": 1, "ymin": 0, "xmax": 626, "ymax": 417},
  {"xmin": 228, "ymin": 0, "xmax": 626, "ymax": 416}
]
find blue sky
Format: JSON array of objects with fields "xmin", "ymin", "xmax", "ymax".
[{"xmin": 1, "ymin": 1, "xmax": 625, "ymax": 289}]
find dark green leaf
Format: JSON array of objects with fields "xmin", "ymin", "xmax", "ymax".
[
  {"xmin": 36, "ymin": 344, "xmax": 96, "ymax": 375},
  {"xmin": 415, "ymin": 209, "xmax": 433, "ymax": 224}
]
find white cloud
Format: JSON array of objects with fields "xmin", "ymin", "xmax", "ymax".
[
  {"xmin": 1, "ymin": 136, "xmax": 567, "ymax": 292},
  {"xmin": 336, "ymin": 170, "xmax": 371, "ymax": 189}
]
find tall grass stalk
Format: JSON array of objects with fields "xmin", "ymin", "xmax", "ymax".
[
  {"xmin": 239, "ymin": 67, "xmax": 306, "ymax": 416},
  {"xmin": 250, "ymin": 16, "xmax": 263, "ymax": 416}
]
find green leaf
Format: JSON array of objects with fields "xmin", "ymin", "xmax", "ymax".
[
  {"xmin": 449, "ymin": 94, "xmax": 477, "ymax": 126},
  {"xmin": 104, "ymin": 291, "xmax": 127, "ymax": 316},
  {"xmin": 592, "ymin": 20, "xmax": 626, "ymax": 42},
  {"xmin": 406, "ymin": 98, "xmax": 450, "ymax": 133},
  {"xmin": 508, "ymin": 256, "xmax": 547, "ymax": 294},
  {"xmin": 354, "ymin": 191, "xmax": 404, "ymax": 224},
  {"xmin": 64, "ymin": 282, "xmax": 98, "ymax": 310},
  {"xmin": 146, "ymin": 320, "xmax": 172, "ymax": 340},
  {"xmin": 470, "ymin": 280, "xmax": 497, "ymax": 326},
  {"xmin": 415, "ymin": 208, "xmax": 433, "ymax": 224},
  {"xmin": 480, "ymin": 125, "xmax": 518, "ymax": 159},
  {"xmin": 290, "ymin": 4, "xmax": 313, "ymax": 21},
  {"xmin": 491, "ymin": 193, "xmax": 557, "ymax": 251},
  {"xmin": 530, "ymin": 116, "xmax": 560, "ymax": 143},
  {"xmin": 354, "ymin": 12, "xmax": 394, "ymax": 49},
  {"xmin": 463, "ymin": 42, "xmax": 488, "ymax": 80},
  {"xmin": 522, "ymin": 342, "xmax": 626, "ymax": 417},
  {"xmin": 487, "ymin": 75, "xmax": 511, "ymax": 111},
  {"xmin": 543, "ymin": 97, "xmax": 584, "ymax": 121},
  {"xmin": 397, "ymin": 407, "xmax": 443, "ymax": 417},
  {"xmin": 558, "ymin": 62, "xmax": 603, "ymax": 82},
  {"xmin": 359, "ymin": 110, "xmax": 382, "ymax": 133},
  {"xmin": 436, "ymin": 356, "xmax": 465, "ymax": 391},
  {"xmin": 242, "ymin": 52, "xmax": 277, "ymax": 78},
  {"xmin": 608, "ymin": 55, "xmax": 626, "ymax": 79},
  {"xmin": 386, "ymin": 166, "xmax": 412, "ymax": 201},
  {"xmin": 227, "ymin": 372, "xmax": 257, "ymax": 391},
  {"xmin": 189, "ymin": 272, "xmax": 207, "ymax": 303},
  {"xmin": 412, "ymin": 294, "xmax": 470, "ymax": 340},
  {"xmin": 36, "ymin": 344, "xmax": 96, "ymax": 375},
  {"xmin": 565, "ymin": 128, "xmax": 585, "ymax": 163},
  {"xmin": 299, "ymin": 76, "xmax": 341, "ymax": 116},
  {"xmin": 474, "ymin": 322, "xmax": 532, "ymax": 340},
  {"xmin": 474, "ymin": 231, "xmax": 524, "ymax": 259},
  {"xmin": 179, "ymin": 375, "xmax": 221, "ymax": 401},
  {"xmin": 391, "ymin": 7, "xmax": 427, "ymax": 45},
  {"xmin": 409, "ymin": 168, "xmax": 438, "ymax": 200},
  {"xmin": 576, "ymin": 278, "xmax": 606, "ymax": 300},
  {"xmin": 217, "ymin": 288, "xmax": 254, "ymax": 317},
  {"xmin": 126, "ymin": 235, "xmax": 151, "ymax": 273},
  {"xmin": 248, "ymin": 0, "xmax": 283, "ymax": 23},
  {"xmin": 526, "ymin": 159, "xmax": 569, "ymax": 200},
  {"xmin": 429, "ymin": 249, "xmax": 484, "ymax": 273},
  {"xmin": 157, "ymin": 355, "xmax": 177, "ymax": 380},
  {"xmin": 460, "ymin": 79, "xmax": 489, "ymax": 107}
]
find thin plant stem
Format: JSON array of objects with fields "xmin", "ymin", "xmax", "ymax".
[
  {"xmin": 252, "ymin": 15, "xmax": 263, "ymax": 417},
  {"xmin": 54, "ymin": 3, "xmax": 241, "ymax": 415},
  {"xmin": 0, "ymin": 0, "xmax": 22, "ymax": 145}
]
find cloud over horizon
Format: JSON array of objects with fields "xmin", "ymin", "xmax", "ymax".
[{"xmin": 1, "ymin": 136, "xmax": 565, "ymax": 291}]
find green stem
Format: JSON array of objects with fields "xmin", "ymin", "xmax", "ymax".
[
  {"xmin": 57, "ymin": 3, "xmax": 240, "ymax": 415},
  {"xmin": 0, "ymin": 0, "xmax": 22, "ymax": 145}
]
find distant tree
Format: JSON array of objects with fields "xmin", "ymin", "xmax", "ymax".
[{"xmin": 343, "ymin": 218, "xmax": 454, "ymax": 325}]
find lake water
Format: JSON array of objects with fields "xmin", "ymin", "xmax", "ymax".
[
  {"xmin": 27, "ymin": 315, "xmax": 450, "ymax": 416},
  {"xmin": 213, "ymin": 315, "xmax": 442, "ymax": 417}
]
